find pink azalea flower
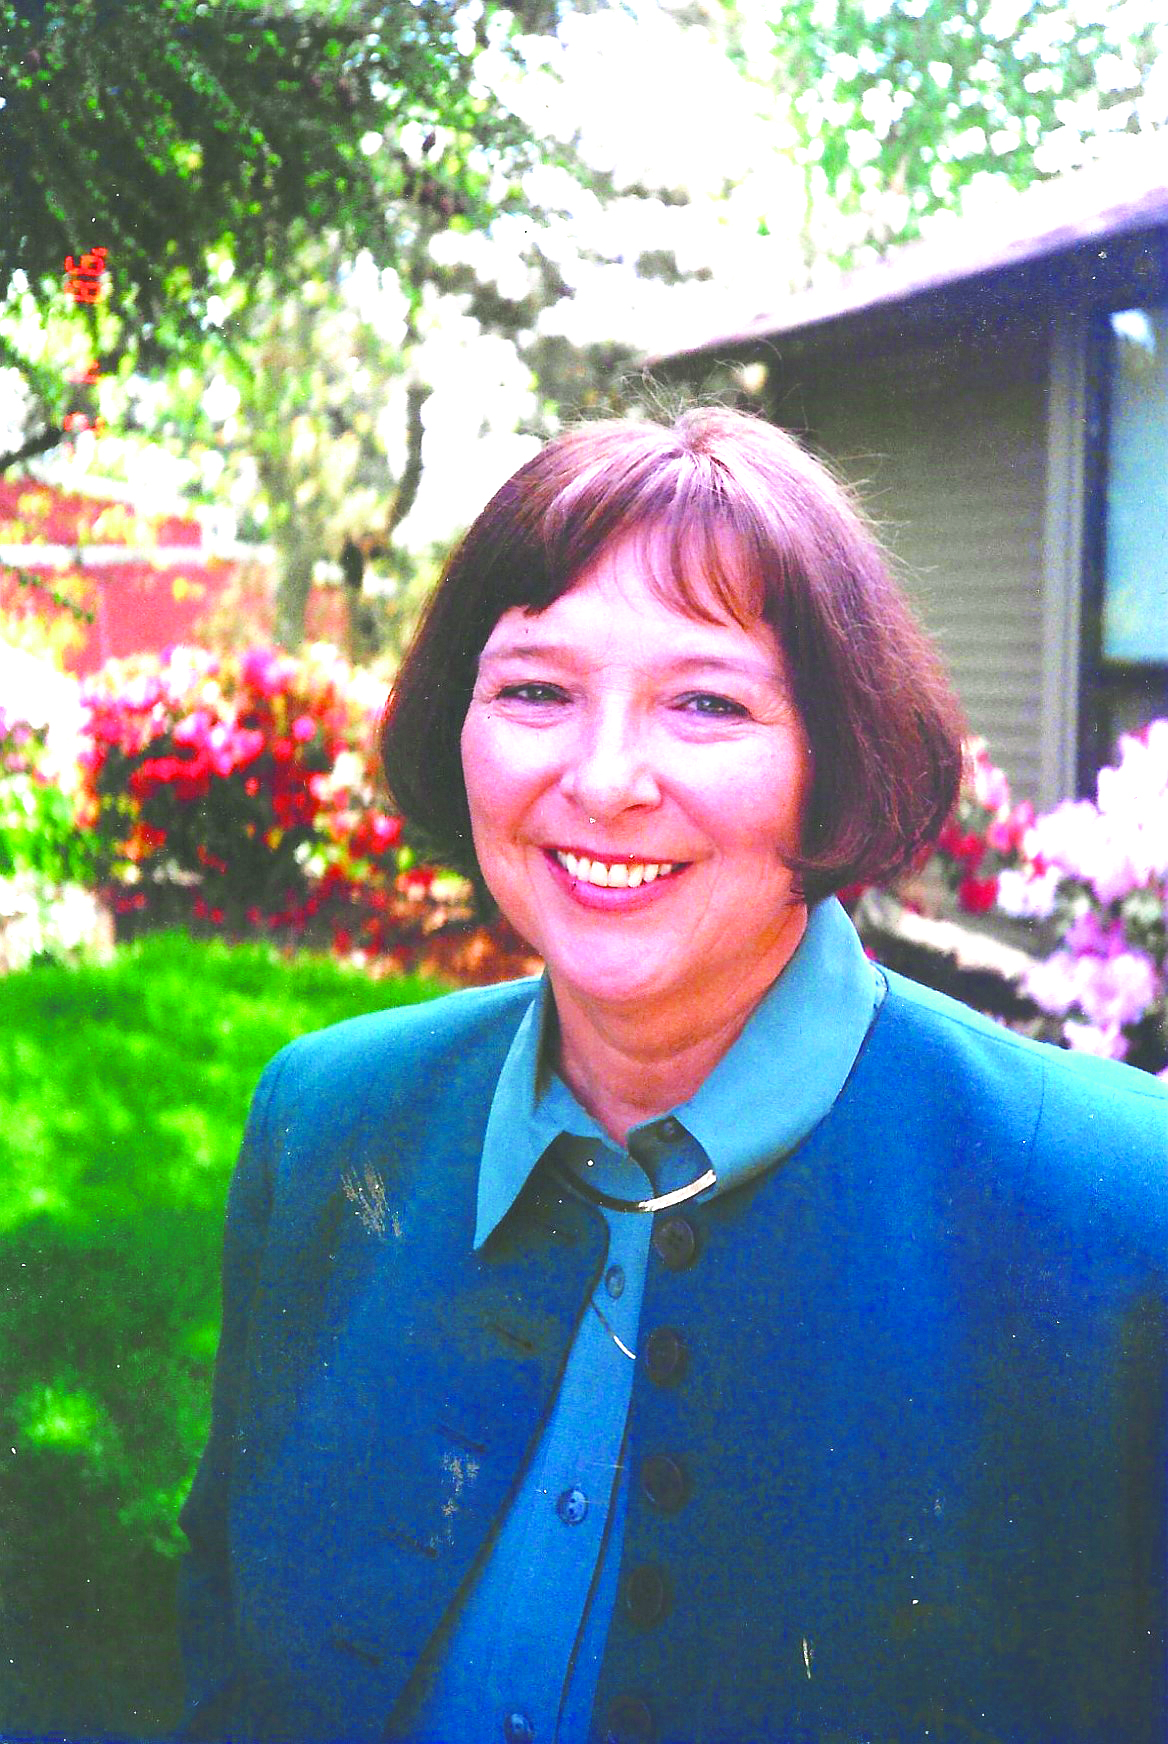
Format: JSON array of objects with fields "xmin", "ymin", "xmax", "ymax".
[
  {"xmin": 1025, "ymin": 800, "xmax": 1102, "ymax": 883},
  {"xmin": 1076, "ymin": 950, "xmax": 1160, "ymax": 1030},
  {"xmin": 1089, "ymin": 835, "xmax": 1143, "ymax": 906},
  {"xmin": 1062, "ymin": 1020, "xmax": 1128, "ymax": 1061},
  {"xmin": 241, "ymin": 647, "xmax": 295, "ymax": 698},
  {"xmin": 1063, "ymin": 910, "xmax": 1125, "ymax": 959},
  {"xmin": 1025, "ymin": 951, "xmax": 1081, "ymax": 1016}
]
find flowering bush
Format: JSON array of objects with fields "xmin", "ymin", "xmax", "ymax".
[
  {"xmin": 1020, "ymin": 722, "xmax": 1167, "ymax": 1076},
  {"xmin": 933, "ymin": 738, "xmax": 1040, "ymax": 916},
  {"xmin": 80, "ymin": 644, "xmax": 400, "ymax": 938},
  {"xmin": 856, "ymin": 724, "xmax": 1166, "ymax": 1077},
  {"xmin": 76, "ymin": 642, "xmax": 495, "ymax": 965}
]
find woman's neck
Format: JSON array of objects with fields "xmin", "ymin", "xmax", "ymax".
[{"xmin": 549, "ymin": 906, "xmax": 807, "ymax": 1147}]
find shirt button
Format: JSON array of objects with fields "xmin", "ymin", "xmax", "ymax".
[
  {"xmin": 641, "ymin": 1453, "xmax": 688, "ymax": 1514},
  {"xmin": 604, "ymin": 1264, "xmax": 625, "ymax": 1299},
  {"xmin": 623, "ymin": 1562, "xmax": 669, "ymax": 1629},
  {"xmin": 652, "ymin": 1214, "xmax": 697, "ymax": 1271},
  {"xmin": 502, "ymin": 1712, "xmax": 535, "ymax": 1743},
  {"xmin": 555, "ymin": 1485, "xmax": 588, "ymax": 1525},
  {"xmin": 604, "ymin": 1693, "xmax": 655, "ymax": 1744},
  {"xmin": 645, "ymin": 1326, "xmax": 688, "ymax": 1387}
]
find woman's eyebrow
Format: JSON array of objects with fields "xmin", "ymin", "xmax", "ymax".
[{"xmin": 479, "ymin": 644, "xmax": 780, "ymax": 682}]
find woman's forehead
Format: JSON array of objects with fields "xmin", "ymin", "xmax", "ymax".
[
  {"xmin": 562, "ymin": 517, "xmax": 768, "ymax": 630},
  {"xmin": 481, "ymin": 530, "xmax": 781, "ymax": 672}
]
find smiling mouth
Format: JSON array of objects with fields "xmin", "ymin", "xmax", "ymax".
[{"xmin": 550, "ymin": 849, "xmax": 686, "ymax": 889}]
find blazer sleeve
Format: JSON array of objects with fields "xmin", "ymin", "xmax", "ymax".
[{"xmin": 175, "ymin": 1047, "xmax": 288, "ymax": 1740}]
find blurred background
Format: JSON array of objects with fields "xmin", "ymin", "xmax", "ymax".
[{"xmin": 0, "ymin": 0, "xmax": 1165, "ymax": 1733}]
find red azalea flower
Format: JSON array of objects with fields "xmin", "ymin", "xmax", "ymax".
[
  {"xmin": 958, "ymin": 874, "xmax": 998, "ymax": 915},
  {"xmin": 369, "ymin": 812, "xmax": 402, "ymax": 853}
]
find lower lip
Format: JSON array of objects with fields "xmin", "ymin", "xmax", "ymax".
[{"xmin": 543, "ymin": 850, "xmax": 689, "ymax": 912}]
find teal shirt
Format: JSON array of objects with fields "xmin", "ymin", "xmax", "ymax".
[{"xmin": 406, "ymin": 898, "xmax": 880, "ymax": 1742}]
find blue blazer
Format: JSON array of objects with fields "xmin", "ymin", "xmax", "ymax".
[{"xmin": 178, "ymin": 969, "xmax": 1168, "ymax": 1744}]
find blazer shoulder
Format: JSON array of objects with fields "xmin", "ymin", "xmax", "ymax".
[
  {"xmin": 879, "ymin": 967, "xmax": 1167, "ymax": 1225},
  {"xmin": 258, "ymin": 974, "xmax": 541, "ymax": 1127}
]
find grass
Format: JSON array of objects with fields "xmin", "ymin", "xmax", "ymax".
[{"xmin": 0, "ymin": 933, "xmax": 449, "ymax": 1739}]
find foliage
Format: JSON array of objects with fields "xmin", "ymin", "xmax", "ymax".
[
  {"xmin": 756, "ymin": 0, "xmax": 1166, "ymax": 266},
  {"xmin": 0, "ymin": 0, "xmax": 562, "ymax": 474},
  {"xmin": 142, "ymin": 234, "xmax": 442, "ymax": 654},
  {"xmin": 0, "ymin": 718, "xmax": 94, "ymax": 887},
  {"xmin": 0, "ymin": 930, "xmax": 448, "ymax": 1736},
  {"xmin": 0, "ymin": 642, "xmax": 106, "ymax": 966},
  {"xmin": 1019, "ymin": 721, "xmax": 1168, "ymax": 1075}
]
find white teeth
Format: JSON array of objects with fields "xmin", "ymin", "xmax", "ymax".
[{"xmin": 554, "ymin": 850, "xmax": 678, "ymax": 888}]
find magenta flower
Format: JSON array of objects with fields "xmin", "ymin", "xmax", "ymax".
[{"xmin": 241, "ymin": 647, "xmax": 295, "ymax": 698}]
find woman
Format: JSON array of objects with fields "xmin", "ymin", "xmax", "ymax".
[{"xmin": 179, "ymin": 409, "xmax": 1167, "ymax": 1744}]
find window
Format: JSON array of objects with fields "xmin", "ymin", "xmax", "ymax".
[{"xmin": 1080, "ymin": 303, "xmax": 1168, "ymax": 784}]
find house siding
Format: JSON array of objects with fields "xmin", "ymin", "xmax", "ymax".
[{"xmin": 767, "ymin": 315, "xmax": 1051, "ymax": 802}]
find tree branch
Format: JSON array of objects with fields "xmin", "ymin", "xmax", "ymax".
[
  {"xmin": 0, "ymin": 426, "xmax": 64, "ymax": 478},
  {"xmin": 384, "ymin": 380, "xmax": 431, "ymax": 541}
]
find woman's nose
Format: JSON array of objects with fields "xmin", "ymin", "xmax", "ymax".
[{"xmin": 558, "ymin": 708, "xmax": 661, "ymax": 817}]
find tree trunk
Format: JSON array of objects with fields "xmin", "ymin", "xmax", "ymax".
[{"xmin": 274, "ymin": 541, "xmax": 315, "ymax": 651}]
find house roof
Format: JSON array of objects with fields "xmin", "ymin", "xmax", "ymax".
[{"xmin": 654, "ymin": 134, "xmax": 1168, "ymax": 367}]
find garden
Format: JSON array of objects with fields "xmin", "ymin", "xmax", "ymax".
[{"xmin": 2, "ymin": 630, "xmax": 1166, "ymax": 1744}]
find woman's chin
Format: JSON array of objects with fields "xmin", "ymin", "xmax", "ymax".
[{"xmin": 541, "ymin": 943, "xmax": 690, "ymax": 1014}]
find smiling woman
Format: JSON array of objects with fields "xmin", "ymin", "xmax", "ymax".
[
  {"xmin": 458, "ymin": 536, "xmax": 812, "ymax": 1141},
  {"xmin": 178, "ymin": 409, "xmax": 1168, "ymax": 1744}
]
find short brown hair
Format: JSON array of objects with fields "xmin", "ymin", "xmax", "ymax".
[{"xmin": 380, "ymin": 406, "xmax": 965, "ymax": 903}]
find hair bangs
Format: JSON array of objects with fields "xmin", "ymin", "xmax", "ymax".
[{"xmin": 533, "ymin": 442, "xmax": 772, "ymax": 631}]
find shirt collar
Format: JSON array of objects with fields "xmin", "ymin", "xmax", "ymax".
[{"xmin": 474, "ymin": 896, "xmax": 879, "ymax": 1249}]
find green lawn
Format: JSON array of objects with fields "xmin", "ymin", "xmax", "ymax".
[{"xmin": 0, "ymin": 933, "xmax": 448, "ymax": 1739}]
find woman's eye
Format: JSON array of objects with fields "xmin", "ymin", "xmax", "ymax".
[
  {"xmin": 496, "ymin": 682, "xmax": 567, "ymax": 704},
  {"xmin": 678, "ymin": 692, "xmax": 749, "ymax": 718}
]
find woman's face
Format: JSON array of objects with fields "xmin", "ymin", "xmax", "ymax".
[{"xmin": 460, "ymin": 532, "xmax": 812, "ymax": 1025}]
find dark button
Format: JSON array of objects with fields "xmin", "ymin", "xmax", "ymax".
[
  {"xmin": 623, "ymin": 1562, "xmax": 668, "ymax": 1628},
  {"xmin": 603, "ymin": 1693, "xmax": 655, "ymax": 1744},
  {"xmin": 645, "ymin": 1326, "xmax": 688, "ymax": 1387},
  {"xmin": 652, "ymin": 1214, "xmax": 697, "ymax": 1271},
  {"xmin": 641, "ymin": 1453, "xmax": 688, "ymax": 1514},
  {"xmin": 604, "ymin": 1264, "xmax": 625, "ymax": 1299},
  {"xmin": 502, "ymin": 1712, "xmax": 534, "ymax": 1744},
  {"xmin": 555, "ymin": 1484, "xmax": 588, "ymax": 1525}
]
